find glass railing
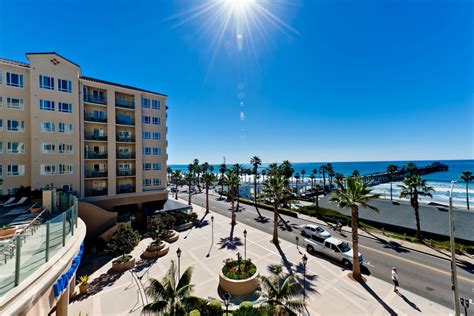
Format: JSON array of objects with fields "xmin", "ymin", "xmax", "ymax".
[
  {"xmin": 115, "ymin": 99, "xmax": 135, "ymax": 109},
  {"xmin": 116, "ymin": 116, "xmax": 134, "ymax": 126},
  {"xmin": 0, "ymin": 193, "xmax": 79, "ymax": 297},
  {"xmin": 116, "ymin": 134, "xmax": 135, "ymax": 142},
  {"xmin": 84, "ymin": 132, "xmax": 107, "ymax": 141},
  {"xmin": 84, "ymin": 188, "xmax": 108, "ymax": 197},
  {"xmin": 117, "ymin": 185, "xmax": 135, "ymax": 194},
  {"xmin": 84, "ymin": 170, "xmax": 108, "ymax": 178},
  {"xmin": 85, "ymin": 152, "xmax": 108, "ymax": 159},
  {"xmin": 84, "ymin": 94, "xmax": 107, "ymax": 105},
  {"xmin": 116, "ymin": 152, "xmax": 135, "ymax": 159},
  {"xmin": 84, "ymin": 113, "xmax": 107, "ymax": 123},
  {"xmin": 117, "ymin": 169, "xmax": 136, "ymax": 176}
]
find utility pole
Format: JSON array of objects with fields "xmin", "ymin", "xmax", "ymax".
[{"xmin": 449, "ymin": 180, "xmax": 460, "ymax": 316}]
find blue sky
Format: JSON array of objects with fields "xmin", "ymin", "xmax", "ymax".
[{"xmin": 1, "ymin": 0, "xmax": 472, "ymax": 164}]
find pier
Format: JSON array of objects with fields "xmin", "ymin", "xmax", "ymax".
[{"xmin": 361, "ymin": 162, "xmax": 448, "ymax": 186}]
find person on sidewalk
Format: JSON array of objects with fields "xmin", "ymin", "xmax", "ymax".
[{"xmin": 391, "ymin": 267, "xmax": 399, "ymax": 292}]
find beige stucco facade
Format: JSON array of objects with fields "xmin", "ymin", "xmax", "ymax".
[{"xmin": 0, "ymin": 53, "xmax": 168, "ymax": 207}]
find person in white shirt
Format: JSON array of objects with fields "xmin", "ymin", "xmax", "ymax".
[{"xmin": 391, "ymin": 267, "xmax": 399, "ymax": 292}]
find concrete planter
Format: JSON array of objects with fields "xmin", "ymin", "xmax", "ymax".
[
  {"xmin": 111, "ymin": 257, "xmax": 135, "ymax": 272},
  {"xmin": 219, "ymin": 266, "xmax": 260, "ymax": 296},
  {"xmin": 147, "ymin": 242, "xmax": 165, "ymax": 252},
  {"xmin": 142, "ymin": 242, "xmax": 170, "ymax": 259},
  {"xmin": 164, "ymin": 230, "xmax": 179, "ymax": 243},
  {"xmin": 0, "ymin": 228, "xmax": 17, "ymax": 237},
  {"xmin": 175, "ymin": 222, "xmax": 194, "ymax": 232}
]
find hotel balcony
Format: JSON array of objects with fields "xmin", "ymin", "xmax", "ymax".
[
  {"xmin": 117, "ymin": 184, "xmax": 135, "ymax": 194},
  {"xmin": 85, "ymin": 151, "xmax": 108, "ymax": 159},
  {"xmin": 117, "ymin": 169, "xmax": 136, "ymax": 177},
  {"xmin": 84, "ymin": 169, "xmax": 108, "ymax": 178},
  {"xmin": 84, "ymin": 132, "xmax": 107, "ymax": 141},
  {"xmin": 84, "ymin": 112, "xmax": 107, "ymax": 123},
  {"xmin": 115, "ymin": 98, "xmax": 135, "ymax": 110},
  {"xmin": 117, "ymin": 152, "xmax": 136, "ymax": 159},
  {"xmin": 84, "ymin": 93, "xmax": 107, "ymax": 105},
  {"xmin": 116, "ymin": 114, "xmax": 134, "ymax": 126},
  {"xmin": 84, "ymin": 188, "xmax": 108, "ymax": 197},
  {"xmin": 116, "ymin": 134, "xmax": 135, "ymax": 142}
]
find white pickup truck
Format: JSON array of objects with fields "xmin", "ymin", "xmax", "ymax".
[{"xmin": 305, "ymin": 235, "xmax": 363, "ymax": 267}]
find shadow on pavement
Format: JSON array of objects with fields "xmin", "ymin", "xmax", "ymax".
[
  {"xmin": 294, "ymin": 261, "xmax": 319, "ymax": 295},
  {"xmin": 359, "ymin": 281, "xmax": 398, "ymax": 316},
  {"xmin": 397, "ymin": 291, "xmax": 422, "ymax": 312},
  {"xmin": 72, "ymin": 270, "xmax": 125, "ymax": 301},
  {"xmin": 218, "ymin": 236, "xmax": 242, "ymax": 250},
  {"xmin": 275, "ymin": 242, "xmax": 294, "ymax": 275}
]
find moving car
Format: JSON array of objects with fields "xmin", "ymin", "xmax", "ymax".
[
  {"xmin": 305, "ymin": 236, "xmax": 363, "ymax": 267},
  {"xmin": 300, "ymin": 224, "xmax": 331, "ymax": 239}
]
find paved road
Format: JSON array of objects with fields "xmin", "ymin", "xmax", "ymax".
[{"xmin": 179, "ymin": 192, "xmax": 474, "ymax": 309}]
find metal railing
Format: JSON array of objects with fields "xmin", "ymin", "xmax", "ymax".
[
  {"xmin": 116, "ymin": 116, "xmax": 134, "ymax": 126},
  {"xmin": 84, "ymin": 188, "xmax": 108, "ymax": 197},
  {"xmin": 117, "ymin": 186, "xmax": 135, "ymax": 194},
  {"xmin": 84, "ymin": 132, "xmax": 107, "ymax": 141},
  {"xmin": 84, "ymin": 113, "xmax": 107, "ymax": 123},
  {"xmin": 115, "ymin": 99, "xmax": 135, "ymax": 109},
  {"xmin": 117, "ymin": 169, "xmax": 136, "ymax": 177},
  {"xmin": 85, "ymin": 152, "xmax": 108, "ymax": 159},
  {"xmin": 0, "ymin": 192, "xmax": 79, "ymax": 296},
  {"xmin": 116, "ymin": 134, "xmax": 135, "ymax": 142},
  {"xmin": 84, "ymin": 94, "xmax": 107, "ymax": 105},
  {"xmin": 116, "ymin": 152, "xmax": 135, "ymax": 159},
  {"xmin": 84, "ymin": 170, "xmax": 108, "ymax": 178}
]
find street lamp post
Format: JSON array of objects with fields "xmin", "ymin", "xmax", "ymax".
[
  {"xmin": 449, "ymin": 181, "xmax": 461, "ymax": 316},
  {"xmin": 302, "ymin": 254, "xmax": 308, "ymax": 303},
  {"xmin": 224, "ymin": 291, "xmax": 231, "ymax": 315},
  {"xmin": 243, "ymin": 229, "xmax": 247, "ymax": 262},
  {"xmin": 211, "ymin": 216, "xmax": 215, "ymax": 244},
  {"xmin": 176, "ymin": 248, "xmax": 182, "ymax": 281}
]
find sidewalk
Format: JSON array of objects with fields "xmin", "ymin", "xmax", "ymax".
[{"xmin": 69, "ymin": 198, "xmax": 453, "ymax": 315}]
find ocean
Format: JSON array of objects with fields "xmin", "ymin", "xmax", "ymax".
[{"xmin": 169, "ymin": 160, "xmax": 474, "ymax": 208}]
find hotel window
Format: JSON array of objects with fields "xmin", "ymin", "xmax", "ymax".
[
  {"xmin": 143, "ymin": 131, "xmax": 151, "ymax": 139},
  {"xmin": 0, "ymin": 96, "xmax": 3, "ymax": 108},
  {"xmin": 0, "ymin": 165, "xmax": 2, "ymax": 176},
  {"xmin": 152, "ymin": 147, "xmax": 161, "ymax": 155},
  {"xmin": 0, "ymin": 142, "xmax": 3, "ymax": 153},
  {"xmin": 58, "ymin": 122, "xmax": 73, "ymax": 133},
  {"xmin": 142, "ymin": 115, "xmax": 150, "ymax": 124},
  {"xmin": 41, "ymin": 143, "xmax": 55, "ymax": 153},
  {"xmin": 152, "ymin": 132, "xmax": 161, "ymax": 140},
  {"xmin": 143, "ymin": 147, "xmax": 151, "ymax": 155},
  {"xmin": 58, "ymin": 79, "xmax": 72, "ymax": 93},
  {"xmin": 153, "ymin": 163, "xmax": 161, "ymax": 170},
  {"xmin": 152, "ymin": 117, "xmax": 160, "ymax": 125},
  {"xmin": 39, "ymin": 75, "xmax": 54, "ymax": 90},
  {"xmin": 6, "ymin": 72, "xmax": 23, "ymax": 88},
  {"xmin": 8, "ymin": 164, "xmax": 25, "ymax": 176},
  {"xmin": 0, "ymin": 119, "xmax": 3, "ymax": 131},
  {"xmin": 59, "ymin": 164, "xmax": 73, "ymax": 175},
  {"xmin": 59, "ymin": 143, "xmax": 73, "ymax": 153},
  {"xmin": 0, "ymin": 70, "xmax": 2, "ymax": 85},
  {"xmin": 40, "ymin": 164, "xmax": 56, "ymax": 175},
  {"xmin": 7, "ymin": 97, "xmax": 24, "ymax": 110},
  {"xmin": 40, "ymin": 99, "xmax": 55, "ymax": 111},
  {"xmin": 153, "ymin": 178, "xmax": 161, "ymax": 186},
  {"xmin": 143, "ymin": 163, "xmax": 151, "ymax": 171},
  {"xmin": 142, "ymin": 98, "xmax": 150, "ymax": 108},
  {"xmin": 8, "ymin": 142, "xmax": 25, "ymax": 154},
  {"xmin": 7, "ymin": 120, "xmax": 24, "ymax": 132},
  {"xmin": 58, "ymin": 102, "xmax": 72, "ymax": 113},
  {"xmin": 143, "ymin": 179, "xmax": 151, "ymax": 187},
  {"xmin": 152, "ymin": 100, "xmax": 161, "ymax": 110},
  {"xmin": 41, "ymin": 121, "xmax": 55, "ymax": 133}
]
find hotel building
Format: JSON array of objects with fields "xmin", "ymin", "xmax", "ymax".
[{"xmin": 0, "ymin": 52, "xmax": 169, "ymax": 234}]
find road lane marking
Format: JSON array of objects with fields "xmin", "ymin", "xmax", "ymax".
[{"xmin": 359, "ymin": 244, "xmax": 473, "ymax": 283}]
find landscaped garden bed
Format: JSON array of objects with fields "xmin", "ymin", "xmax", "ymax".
[
  {"xmin": 142, "ymin": 240, "xmax": 170, "ymax": 259},
  {"xmin": 219, "ymin": 258, "xmax": 259, "ymax": 296}
]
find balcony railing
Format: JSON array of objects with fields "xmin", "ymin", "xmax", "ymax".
[
  {"xmin": 84, "ymin": 132, "xmax": 107, "ymax": 141},
  {"xmin": 84, "ymin": 93, "xmax": 107, "ymax": 105},
  {"xmin": 116, "ymin": 134, "xmax": 135, "ymax": 142},
  {"xmin": 115, "ymin": 99, "xmax": 135, "ymax": 109},
  {"xmin": 85, "ymin": 188, "xmax": 108, "ymax": 197},
  {"xmin": 84, "ymin": 170, "xmax": 108, "ymax": 178},
  {"xmin": 117, "ymin": 185, "xmax": 135, "ymax": 194},
  {"xmin": 84, "ymin": 113, "xmax": 107, "ymax": 123},
  {"xmin": 117, "ymin": 169, "xmax": 136, "ymax": 177},
  {"xmin": 116, "ymin": 115, "xmax": 134, "ymax": 126},
  {"xmin": 117, "ymin": 152, "xmax": 136, "ymax": 159},
  {"xmin": 85, "ymin": 152, "xmax": 108, "ymax": 159}
]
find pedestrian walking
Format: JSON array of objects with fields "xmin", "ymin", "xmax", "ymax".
[{"xmin": 391, "ymin": 267, "xmax": 399, "ymax": 292}]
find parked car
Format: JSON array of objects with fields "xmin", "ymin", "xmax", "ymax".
[
  {"xmin": 300, "ymin": 224, "xmax": 331, "ymax": 239},
  {"xmin": 305, "ymin": 236, "xmax": 363, "ymax": 267}
]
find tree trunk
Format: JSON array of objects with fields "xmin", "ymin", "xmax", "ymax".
[
  {"xmin": 206, "ymin": 185, "xmax": 209, "ymax": 213},
  {"xmin": 466, "ymin": 183, "xmax": 470, "ymax": 210},
  {"xmin": 236, "ymin": 183, "xmax": 240, "ymax": 210},
  {"xmin": 175, "ymin": 182, "xmax": 178, "ymax": 200},
  {"xmin": 316, "ymin": 194, "xmax": 319, "ymax": 211},
  {"xmin": 414, "ymin": 201, "xmax": 422, "ymax": 240},
  {"xmin": 231, "ymin": 194, "xmax": 236, "ymax": 226},
  {"xmin": 351, "ymin": 206, "xmax": 362, "ymax": 281},
  {"xmin": 254, "ymin": 176, "xmax": 257, "ymax": 205},
  {"xmin": 273, "ymin": 202, "xmax": 279, "ymax": 244},
  {"xmin": 188, "ymin": 182, "xmax": 192, "ymax": 205}
]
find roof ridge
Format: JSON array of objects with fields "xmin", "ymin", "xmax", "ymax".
[
  {"xmin": 0, "ymin": 57, "xmax": 30, "ymax": 68},
  {"xmin": 80, "ymin": 75, "xmax": 167, "ymax": 97}
]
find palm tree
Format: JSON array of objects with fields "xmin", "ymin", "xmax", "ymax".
[
  {"xmin": 172, "ymin": 170, "xmax": 183, "ymax": 200},
  {"xmin": 352, "ymin": 170, "xmax": 360, "ymax": 177},
  {"xmin": 312, "ymin": 168, "xmax": 318, "ymax": 185},
  {"xmin": 167, "ymin": 167, "xmax": 173, "ymax": 184},
  {"xmin": 460, "ymin": 171, "xmax": 473, "ymax": 210},
  {"xmin": 143, "ymin": 260, "xmax": 200, "ymax": 316},
  {"xmin": 406, "ymin": 162, "xmax": 417, "ymax": 176},
  {"xmin": 279, "ymin": 160, "xmax": 294, "ymax": 181},
  {"xmin": 313, "ymin": 183, "xmax": 323, "ymax": 211},
  {"xmin": 262, "ymin": 169, "xmax": 267, "ymax": 182},
  {"xmin": 399, "ymin": 175, "xmax": 434, "ymax": 240},
  {"xmin": 232, "ymin": 164, "xmax": 242, "ymax": 210},
  {"xmin": 329, "ymin": 177, "xmax": 380, "ymax": 281},
  {"xmin": 184, "ymin": 172, "xmax": 194, "ymax": 205},
  {"xmin": 224, "ymin": 172, "xmax": 240, "ymax": 226},
  {"xmin": 262, "ymin": 174, "xmax": 291, "ymax": 244},
  {"xmin": 319, "ymin": 165, "xmax": 327, "ymax": 191},
  {"xmin": 250, "ymin": 156, "xmax": 262, "ymax": 204},
  {"xmin": 259, "ymin": 272, "xmax": 305, "ymax": 315},
  {"xmin": 386, "ymin": 164, "xmax": 398, "ymax": 201},
  {"xmin": 335, "ymin": 173, "xmax": 344, "ymax": 184},
  {"xmin": 202, "ymin": 172, "xmax": 216, "ymax": 213},
  {"xmin": 327, "ymin": 163, "xmax": 335, "ymax": 190},
  {"xmin": 309, "ymin": 173, "xmax": 315, "ymax": 187},
  {"xmin": 219, "ymin": 162, "xmax": 227, "ymax": 196},
  {"xmin": 193, "ymin": 159, "xmax": 201, "ymax": 191}
]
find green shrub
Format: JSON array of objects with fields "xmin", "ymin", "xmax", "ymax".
[
  {"xmin": 107, "ymin": 223, "xmax": 140, "ymax": 261},
  {"xmin": 189, "ymin": 310, "xmax": 201, "ymax": 316},
  {"xmin": 205, "ymin": 299, "xmax": 222, "ymax": 315},
  {"xmin": 222, "ymin": 260, "xmax": 257, "ymax": 280}
]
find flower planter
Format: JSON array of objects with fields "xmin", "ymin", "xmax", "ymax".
[
  {"xmin": 219, "ymin": 266, "xmax": 259, "ymax": 296},
  {"xmin": 0, "ymin": 228, "xmax": 17, "ymax": 237},
  {"xmin": 147, "ymin": 242, "xmax": 165, "ymax": 252},
  {"xmin": 111, "ymin": 257, "xmax": 135, "ymax": 272},
  {"xmin": 142, "ymin": 242, "xmax": 170, "ymax": 259},
  {"xmin": 175, "ymin": 222, "xmax": 194, "ymax": 232},
  {"xmin": 164, "ymin": 230, "xmax": 179, "ymax": 243},
  {"xmin": 79, "ymin": 283, "xmax": 88, "ymax": 295}
]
